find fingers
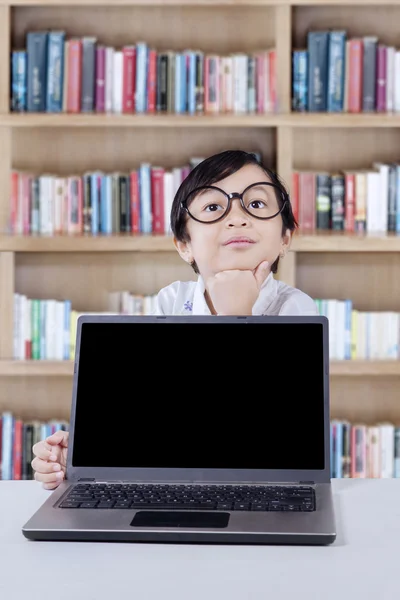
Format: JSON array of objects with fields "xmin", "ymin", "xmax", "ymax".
[
  {"xmin": 32, "ymin": 439, "xmax": 58, "ymax": 461},
  {"xmin": 31, "ymin": 455, "xmax": 64, "ymax": 476},
  {"xmin": 34, "ymin": 469, "xmax": 65, "ymax": 490},
  {"xmin": 46, "ymin": 430, "xmax": 69, "ymax": 448},
  {"xmin": 253, "ymin": 261, "xmax": 270, "ymax": 288}
]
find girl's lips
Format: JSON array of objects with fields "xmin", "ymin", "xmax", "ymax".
[{"xmin": 223, "ymin": 237, "xmax": 255, "ymax": 246}]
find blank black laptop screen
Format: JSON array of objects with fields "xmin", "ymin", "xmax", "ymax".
[{"xmin": 72, "ymin": 321, "xmax": 326, "ymax": 470}]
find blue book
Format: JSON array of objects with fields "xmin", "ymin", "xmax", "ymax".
[
  {"xmin": 327, "ymin": 30, "xmax": 346, "ymax": 112},
  {"xmin": 292, "ymin": 49, "xmax": 308, "ymax": 111},
  {"xmin": 307, "ymin": 30, "xmax": 329, "ymax": 111},
  {"xmin": 1, "ymin": 412, "xmax": 14, "ymax": 480},
  {"xmin": 335, "ymin": 421, "xmax": 343, "ymax": 479},
  {"xmin": 101, "ymin": 174, "xmax": 112, "ymax": 235},
  {"xmin": 395, "ymin": 165, "xmax": 400, "ymax": 233},
  {"xmin": 27, "ymin": 31, "xmax": 48, "ymax": 112},
  {"xmin": 90, "ymin": 172, "xmax": 102, "ymax": 235},
  {"xmin": 186, "ymin": 50, "xmax": 196, "ymax": 115},
  {"xmin": 63, "ymin": 299, "xmax": 71, "ymax": 360},
  {"xmin": 139, "ymin": 163, "xmax": 152, "ymax": 233},
  {"xmin": 46, "ymin": 31, "xmax": 65, "ymax": 112},
  {"xmin": 11, "ymin": 50, "xmax": 27, "ymax": 112},
  {"xmin": 135, "ymin": 42, "xmax": 148, "ymax": 113}
]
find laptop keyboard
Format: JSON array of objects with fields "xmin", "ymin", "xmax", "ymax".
[{"xmin": 59, "ymin": 483, "xmax": 316, "ymax": 512}]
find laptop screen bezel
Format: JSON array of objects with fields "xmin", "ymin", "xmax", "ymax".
[{"xmin": 66, "ymin": 314, "xmax": 331, "ymax": 485}]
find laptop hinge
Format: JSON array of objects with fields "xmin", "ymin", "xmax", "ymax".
[
  {"xmin": 78, "ymin": 478, "xmax": 95, "ymax": 482},
  {"xmin": 299, "ymin": 481, "xmax": 315, "ymax": 484}
]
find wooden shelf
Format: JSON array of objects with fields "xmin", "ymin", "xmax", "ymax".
[
  {"xmin": 2, "ymin": 359, "xmax": 400, "ymax": 377},
  {"xmin": 0, "ymin": 360, "xmax": 74, "ymax": 376},
  {"xmin": 0, "ymin": 113, "xmax": 280, "ymax": 128},
  {"xmin": 330, "ymin": 361, "xmax": 400, "ymax": 376},
  {"xmin": 1, "ymin": 233, "xmax": 400, "ymax": 253},
  {"xmin": 0, "ymin": 234, "xmax": 176, "ymax": 252},
  {"xmin": 291, "ymin": 232, "xmax": 400, "ymax": 252},
  {"xmin": 7, "ymin": 0, "xmax": 400, "ymax": 5},
  {"xmin": 3, "ymin": 113, "xmax": 400, "ymax": 128}
]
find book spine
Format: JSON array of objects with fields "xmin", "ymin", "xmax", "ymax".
[
  {"xmin": 327, "ymin": 31, "xmax": 346, "ymax": 112},
  {"xmin": 46, "ymin": 31, "xmax": 65, "ymax": 112},
  {"xmin": 376, "ymin": 44, "xmax": 387, "ymax": 113},
  {"xmin": 316, "ymin": 173, "xmax": 331, "ymax": 229},
  {"xmin": 11, "ymin": 50, "xmax": 27, "ymax": 112},
  {"xmin": 331, "ymin": 174, "xmax": 345, "ymax": 230},
  {"xmin": 362, "ymin": 36, "xmax": 377, "ymax": 111},
  {"xmin": 292, "ymin": 49, "xmax": 308, "ymax": 112},
  {"xmin": 95, "ymin": 45, "xmax": 106, "ymax": 113},
  {"xmin": 81, "ymin": 37, "xmax": 96, "ymax": 112},
  {"xmin": 307, "ymin": 31, "xmax": 329, "ymax": 111},
  {"xmin": 27, "ymin": 31, "xmax": 48, "ymax": 112}
]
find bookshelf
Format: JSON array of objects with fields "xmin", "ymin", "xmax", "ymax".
[{"xmin": 1, "ymin": 0, "xmax": 400, "ymax": 432}]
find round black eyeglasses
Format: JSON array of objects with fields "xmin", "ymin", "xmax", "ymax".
[{"xmin": 180, "ymin": 181, "xmax": 288, "ymax": 224}]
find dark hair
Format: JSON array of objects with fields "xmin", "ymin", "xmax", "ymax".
[{"xmin": 170, "ymin": 149, "xmax": 298, "ymax": 275}]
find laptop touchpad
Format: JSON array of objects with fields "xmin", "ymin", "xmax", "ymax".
[{"xmin": 131, "ymin": 511, "xmax": 230, "ymax": 528}]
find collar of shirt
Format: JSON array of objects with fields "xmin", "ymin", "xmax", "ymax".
[{"xmin": 192, "ymin": 272, "xmax": 278, "ymax": 316}]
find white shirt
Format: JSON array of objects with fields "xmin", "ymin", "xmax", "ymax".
[{"xmin": 153, "ymin": 273, "xmax": 319, "ymax": 316}]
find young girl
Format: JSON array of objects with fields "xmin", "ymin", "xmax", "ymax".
[{"xmin": 31, "ymin": 149, "xmax": 318, "ymax": 489}]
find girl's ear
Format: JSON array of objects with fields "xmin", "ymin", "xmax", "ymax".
[
  {"xmin": 173, "ymin": 237, "xmax": 194, "ymax": 265},
  {"xmin": 280, "ymin": 229, "xmax": 292, "ymax": 257}
]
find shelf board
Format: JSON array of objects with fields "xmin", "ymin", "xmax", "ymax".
[
  {"xmin": 1, "ymin": 360, "xmax": 400, "ymax": 377},
  {"xmin": 291, "ymin": 232, "xmax": 400, "ymax": 252},
  {"xmin": 0, "ymin": 234, "xmax": 176, "ymax": 252},
  {"xmin": 287, "ymin": 113, "xmax": 400, "ymax": 128},
  {"xmin": 7, "ymin": 0, "xmax": 281, "ymax": 5},
  {"xmin": 6, "ymin": 0, "xmax": 400, "ymax": 5},
  {"xmin": 0, "ymin": 113, "xmax": 280, "ymax": 128},
  {"xmin": 3, "ymin": 113, "xmax": 400, "ymax": 128},
  {"xmin": 330, "ymin": 361, "xmax": 400, "ymax": 376},
  {"xmin": 0, "ymin": 361, "xmax": 74, "ymax": 376},
  {"xmin": 1, "ymin": 233, "xmax": 400, "ymax": 253}
]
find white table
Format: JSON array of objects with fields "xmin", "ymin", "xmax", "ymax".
[{"xmin": 1, "ymin": 479, "xmax": 399, "ymax": 600}]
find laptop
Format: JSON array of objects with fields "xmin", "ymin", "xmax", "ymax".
[{"xmin": 22, "ymin": 314, "xmax": 336, "ymax": 545}]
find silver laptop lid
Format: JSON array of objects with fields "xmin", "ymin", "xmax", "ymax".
[{"xmin": 66, "ymin": 315, "xmax": 331, "ymax": 484}]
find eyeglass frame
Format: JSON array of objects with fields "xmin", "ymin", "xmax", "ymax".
[{"xmin": 180, "ymin": 180, "xmax": 288, "ymax": 224}]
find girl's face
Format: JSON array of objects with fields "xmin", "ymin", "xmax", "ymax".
[{"xmin": 174, "ymin": 164, "xmax": 292, "ymax": 282}]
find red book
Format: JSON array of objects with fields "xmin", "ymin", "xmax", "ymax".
[
  {"xmin": 344, "ymin": 171, "xmax": 356, "ymax": 232},
  {"xmin": 12, "ymin": 419, "xmax": 23, "ymax": 480},
  {"xmin": 290, "ymin": 171, "xmax": 299, "ymax": 224},
  {"xmin": 122, "ymin": 46, "xmax": 136, "ymax": 113},
  {"xmin": 95, "ymin": 45, "xmax": 106, "ymax": 112},
  {"xmin": 147, "ymin": 48, "xmax": 157, "ymax": 113},
  {"xmin": 130, "ymin": 170, "xmax": 140, "ymax": 233},
  {"xmin": 67, "ymin": 39, "xmax": 82, "ymax": 113},
  {"xmin": 151, "ymin": 167, "xmax": 165, "ymax": 234},
  {"xmin": 298, "ymin": 171, "xmax": 316, "ymax": 232},
  {"xmin": 348, "ymin": 39, "xmax": 363, "ymax": 113},
  {"xmin": 10, "ymin": 170, "xmax": 18, "ymax": 233},
  {"xmin": 268, "ymin": 49, "xmax": 276, "ymax": 112}
]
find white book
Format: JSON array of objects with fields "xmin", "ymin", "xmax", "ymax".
[
  {"xmin": 367, "ymin": 426, "xmax": 380, "ymax": 478},
  {"xmin": 366, "ymin": 170, "xmax": 381, "ymax": 233},
  {"xmin": 386, "ymin": 46, "xmax": 395, "ymax": 112},
  {"xmin": 112, "ymin": 50, "xmax": 123, "ymax": 114},
  {"xmin": 55, "ymin": 301, "xmax": 65, "ymax": 361},
  {"xmin": 394, "ymin": 51, "xmax": 400, "ymax": 112},
  {"xmin": 327, "ymin": 299, "xmax": 338, "ymax": 360},
  {"xmin": 379, "ymin": 423, "xmax": 395, "ymax": 478},
  {"xmin": 105, "ymin": 47, "xmax": 114, "ymax": 113},
  {"xmin": 222, "ymin": 56, "xmax": 234, "ymax": 113},
  {"xmin": 372, "ymin": 162, "xmax": 389, "ymax": 233},
  {"xmin": 335, "ymin": 300, "xmax": 346, "ymax": 361},
  {"xmin": 54, "ymin": 177, "xmax": 65, "ymax": 234}
]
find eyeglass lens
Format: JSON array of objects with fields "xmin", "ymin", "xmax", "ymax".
[{"xmin": 185, "ymin": 183, "xmax": 283, "ymax": 222}]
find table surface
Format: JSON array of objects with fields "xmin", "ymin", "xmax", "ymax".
[{"xmin": 1, "ymin": 479, "xmax": 399, "ymax": 600}]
